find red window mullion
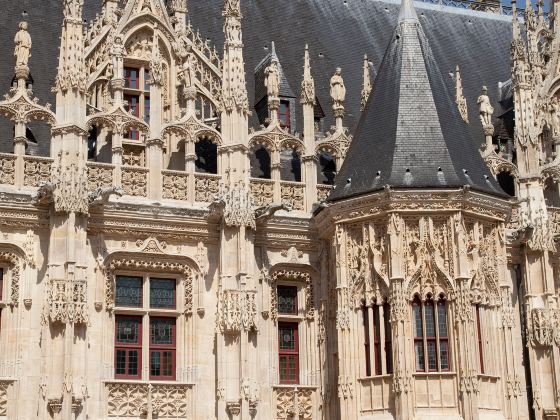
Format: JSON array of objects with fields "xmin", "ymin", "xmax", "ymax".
[
  {"xmin": 115, "ymin": 315, "xmax": 142, "ymax": 379},
  {"xmin": 384, "ymin": 302, "xmax": 393, "ymax": 374},
  {"xmin": 149, "ymin": 318, "xmax": 176, "ymax": 380},
  {"xmin": 373, "ymin": 305, "xmax": 382, "ymax": 375},
  {"xmin": 362, "ymin": 305, "xmax": 371, "ymax": 376}
]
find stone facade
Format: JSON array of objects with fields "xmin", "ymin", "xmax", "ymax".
[{"xmin": 0, "ymin": 0, "xmax": 558, "ymax": 419}]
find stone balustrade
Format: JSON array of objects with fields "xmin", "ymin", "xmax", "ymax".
[
  {"xmin": 250, "ymin": 178, "xmax": 274, "ymax": 207},
  {"xmin": 0, "ymin": 154, "xmax": 16, "ymax": 186},
  {"xmin": 122, "ymin": 166, "xmax": 149, "ymax": 197},
  {"xmin": 23, "ymin": 156, "xmax": 53, "ymax": 187},
  {"xmin": 162, "ymin": 170, "xmax": 189, "ymax": 201},
  {"xmin": 280, "ymin": 181, "xmax": 305, "ymax": 211},
  {"xmin": 273, "ymin": 385, "xmax": 317, "ymax": 420},
  {"xmin": 317, "ymin": 184, "xmax": 333, "ymax": 203},
  {"xmin": 87, "ymin": 162, "xmax": 115, "ymax": 190}
]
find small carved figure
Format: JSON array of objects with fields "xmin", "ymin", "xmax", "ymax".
[
  {"xmin": 330, "ymin": 67, "xmax": 346, "ymax": 109},
  {"xmin": 477, "ymin": 85, "xmax": 494, "ymax": 126},
  {"xmin": 264, "ymin": 60, "xmax": 280, "ymax": 99},
  {"xmin": 14, "ymin": 22, "xmax": 32, "ymax": 67},
  {"xmin": 180, "ymin": 53, "xmax": 197, "ymax": 88},
  {"xmin": 88, "ymin": 186, "xmax": 124, "ymax": 207},
  {"xmin": 32, "ymin": 181, "xmax": 55, "ymax": 206}
]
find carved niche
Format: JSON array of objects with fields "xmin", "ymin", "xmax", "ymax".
[{"xmin": 0, "ymin": 250, "xmax": 22, "ymax": 307}]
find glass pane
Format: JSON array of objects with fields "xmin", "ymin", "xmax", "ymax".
[
  {"xmin": 144, "ymin": 69, "xmax": 151, "ymax": 91},
  {"xmin": 427, "ymin": 341, "xmax": 437, "ymax": 370},
  {"xmin": 116, "ymin": 317, "xmax": 140, "ymax": 344},
  {"xmin": 150, "ymin": 279, "xmax": 176, "ymax": 309},
  {"xmin": 128, "ymin": 350, "xmax": 138, "ymax": 376},
  {"xmin": 277, "ymin": 286, "xmax": 297, "ymax": 314},
  {"xmin": 144, "ymin": 97, "xmax": 151, "ymax": 123},
  {"xmin": 115, "ymin": 276, "xmax": 142, "ymax": 307},
  {"xmin": 163, "ymin": 351, "xmax": 173, "ymax": 376},
  {"xmin": 279, "ymin": 355, "xmax": 298, "ymax": 382},
  {"xmin": 116, "ymin": 349, "xmax": 126, "ymax": 375},
  {"xmin": 150, "ymin": 318, "xmax": 174, "ymax": 345},
  {"xmin": 438, "ymin": 301, "xmax": 448, "ymax": 338},
  {"xmin": 415, "ymin": 341, "xmax": 424, "ymax": 371},
  {"xmin": 413, "ymin": 304, "xmax": 423, "ymax": 338},
  {"xmin": 425, "ymin": 302, "xmax": 435, "ymax": 338},
  {"xmin": 279, "ymin": 325, "xmax": 296, "ymax": 350},
  {"xmin": 440, "ymin": 340, "xmax": 449, "ymax": 370},
  {"xmin": 151, "ymin": 351, "xmax": 161, "ymax": 376}
]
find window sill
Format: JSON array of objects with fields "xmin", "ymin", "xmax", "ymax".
[
  {"xmin": 113, "ymin": 307, "xmax": 181, "ymax": 316},
  {"xmin": 104, "ymin": 379, "xmax": 195, "ymax": 386},
  {"xmin": 413, "ymin": 371, "xmax": 456, "ymax": 377},
  {"xmin": 358, "ymin": 374, "xmax": 393, "ymax": 381},
  {"xmin": 272, "ymin": 384, "xmax": 318, "ymax": 390}
]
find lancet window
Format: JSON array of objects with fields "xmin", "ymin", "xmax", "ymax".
[
  {"xmin": 412, "ymin": 294, "xmax": 450, "ymax": 372},
  {"xmin": 114, "ymin": 275, "xmax": 178, "ymax": 381},
  {"xmin": 361, "ymin": 300, "xmax": 392, "ymax": 376},
  {"xmin": 277, "ymin": 285, "xmax": 300, "ymax": 384}
]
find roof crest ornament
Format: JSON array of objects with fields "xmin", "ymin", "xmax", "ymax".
[
  {"xmin": 454, "ymin": 65, "xmax": 468, "ymax": 124},
  {"xmin": 360, "ymin": 54, "xmax": 372, "ymax": 112},
  {"xmin": 398, "ymin": 0, "xmax": 419, "ymax": 23},
  {"xmin": 301, "ymin": 44, "xmax": 315, "ymax": 106}
]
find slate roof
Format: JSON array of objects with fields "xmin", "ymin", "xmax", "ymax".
[
  {"xmin": 0, "ymin": 0, "xmax": 514, "ymax": 158},
  {"xmin": 329, "ymin": 0, "xmax": 506, "ymax": 200}
]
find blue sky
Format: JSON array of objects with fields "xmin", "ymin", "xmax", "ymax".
[{"xmin": 502, "ymin": 0, "xmax": 550, "ymax": 8}]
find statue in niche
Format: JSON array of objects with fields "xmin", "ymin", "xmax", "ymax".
[
  {"xmin": 477, "ymin": 85, "xmax": 494, "ymax": 126},
  {"xmin": 14, "ymin": 22, "xmax": 32, "ymax": 67},
  {"xmin": 180, "ymin": 54, "xmax": 197, "ymax": 88},
  {"xmin": 330, "ymin": 67, "xmax": 346, "ymax": 109},
  {"xmin": 264, "ymin": 60, "xmax": 279, "ymax": 99}
]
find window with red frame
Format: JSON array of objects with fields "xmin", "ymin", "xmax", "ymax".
[
  {"xmin": 476, "ymin": 305, "xmax": 484, "ymax": 374},
  {"xmin": 413, "ymin": 295, "xmax": 450, "ymax": 372},
  {"xmin": 278, "ymin": 100, "xmax": 290, "ymax": 131},
  {"xmin": 124, "ymin": 67, "xmax": 139, "ymax": 89},
  {"xmin": 278, "ymin": 322, "xmax": 299, "ymax": 384},
  {"xmin": 384, "ymin": 302, "xmax": 393, "ymax": 374},
  {"xmin": 277, "ymin": 286, "xmax": 297, "ymax": 315},
  {"xmin": 362, "ymin": 304, "xmax": 371, "ymax": 376},
  {"xmin": 115, "ymin": 316, "xmax": 142, "ymax": 379},
  {"xmin": 150, "ymin": 318, "xmax": 176, "ymax": 380},
  {"xmin": 373, "ymin": 304, "xmax": 382, "ymax": 375}
]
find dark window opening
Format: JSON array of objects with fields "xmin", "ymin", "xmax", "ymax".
[
  {"xmin": 544, "ymin": 178, "xmax": 560, "ymax": 207},
  {"xmin": 279, "ymin": 148, "xmax": 301, "ymax": 182},
  {"xmin": 279, "ymin": 322, "xmax": 299, "ymax": 384},
  {"xmin": 195, "ymin": 138, "xmax": 218, "ymax": 174},
  {"xmin": 277, "ymin": 286, "xmax": 298, "ymax": 315},
  {"xmin": 317, "ymin": 151, "xmax": 336, "ymax": 185},
  {"xmin": 250, "ymin": 145, "xmax": 271, "ymax": 179},
  {"xmin": 150, "ymin": 278, "xmax": 176, "ymax": 309},
  {"xmin": 115, "ymin": 276, "xmax": 143, "ymax": 308},
  {"xmin": 88, "ymin": 126, "xmax": 98, "ymax": 161},
  {"xmin": 497, "ymin": 172, "xmax": 516, "ymax": 197}
]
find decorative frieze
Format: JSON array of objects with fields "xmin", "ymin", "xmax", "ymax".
[
  {"xmin": 250, "ymin": 179, "xmax": 274, "ymax": 207},
  {"xmin": 87, "ymin": 162, "xmax": 114, "ymax": 190}
]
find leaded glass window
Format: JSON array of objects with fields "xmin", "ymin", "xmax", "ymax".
[
  {"xmin": 279, "ymin": 322, "xmax": 299, "ymax": 384},
  {"xmin": 277, "ymin": 286, "xmax": 298, "ymax": 315},
  {"xmin": 115, "ymin": 276, "xmax": 142, "ymax": 307},
  {"xmin": 115, "ymin": 316, "xmax": 142, "ymax": 379},
  {"xmin": 150, "ymin": 318, "xmax": 175, "ymax": 380},
  {"xmin": 150, "ymin": 278, "xmax": 176, "ymax": 309}
]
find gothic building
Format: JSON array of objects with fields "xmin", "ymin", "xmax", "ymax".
[{"xmin": 0, "ymin": 0, "xmax": 559, "ymax": 419}]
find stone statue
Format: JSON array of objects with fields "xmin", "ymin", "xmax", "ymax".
[
  {"xmin": 180, "ymin": 54, "xmax": 197, "ymax": 88},
  {"xmin": 14, "ymin": 22, "xmax": 32, "ymax": 67},
  {"xmin": 477, "ymin": 86, "xmax": 494, "ymax": 126},
  {"xmin": 264, "ymin": 60, "xmax": 279, "ymax": 99},
  {"xmin": 330, "ymin": 67, "xmax": 346, "ymax": 109}
]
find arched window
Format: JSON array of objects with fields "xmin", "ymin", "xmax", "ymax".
[
  {"xmin": 361, "ymin": 300, "xmax": 393, "ymax": 376},
  {"xmin": 412, "ymin": 294, "xmax": 450, "ymax": 372},
  {"xmin": 317, "ymin": 150, "xmax": 336, "ymax": 185},
  {"xmin": 280, "ymin": 148, "xmax": 301, "ymax": 182},
  {"xmin": 497, "ymin": 171, "xmax": 516, "ymax": 197},
  {"xmin": 195, "ymin": 137, "xmax": 218, "ymax": 174},
  {"xmin": 250, "ymin": 145, "xmax": 271, "ymax": 179}
]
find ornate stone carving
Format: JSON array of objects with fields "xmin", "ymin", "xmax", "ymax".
[
  {"xmin": 14, "ymin": 21, "xmax": 32, "ymax": 67},
  {"xmin": 275, "ymin": 387, "xmax": 314, "ymax": 420},
  {"xmin": 162, "ymin": 170, "xmax": 189, "ymax": 200},
  {"xmin": 301, "ymin": 45, "xmax": 315, "ymax": 106},
  {"xmin": 280, "ymin": 182, "xmax": 305, "ymax": 211},
  {"xmin": 392, "ymin": 369, "xmax": 412, "ymax": 395},
  {"xmin": 226, "ymin": 400, "xmax": 241, "ymax": 416},
  {"xmin": 361, "ymin": 55, "xmax": 372, "ymax": 111},
  {"xmin": 477, "ymin": 85, "xmax": 494, "ymax": 127},
  {"xmin": 122, "ymin": 167, "xmax": 148, "ymax": 197},
  {"xmin": 88, "ymin": 186, "xmax": 123, "ymax": 207},
  {"xmin": 47, "ymin": 397, "xmax": 63, "ymax": 415},
  {"xmin": 459, "ymin": 370, "xmax": 480, "ymax": 394},
  {"xmin": 0, "ymin": 380, "xmax": 13, "ymax": 416},
  {"xmin": 44, "ymin": 279, "xmax": 88, "ymax": 324},
  {"xmin": 105, "ymin": 256, "xmax": 195, "ymax": 314},
  {"xmin": 212, "ymin": 182, "xmax": 255, "ymax": 229},
  {"xmin": 51, "ymin": 162, "xmax": 89, "ymax": 214},
  {"xmin": 317, "ymin": 184, "xmax": 332, "ymax": 203},
  {"xmin": 270, "ymin": 270, "xmax": 314, "ymax": 322},
  {"xmin": 330, "ymin": 68, "xmax": 346, "ymax": 115},
  {"xmin": 0, "ymin": 154, "xmax": 15, "ymax": 185},
  {"xmin": 23, "ymin": 156, "xmax": 52, "ymax": 187},
  {"xmin": 87, "ymin": 163, "xmax": 114, "ymax": 190},
  {"xmin": 455, "ymin": 65, "xmax": 468, "ymax": 123},
  {"xmin": 194, "ymin": 173, "xmax": 220, "ymax": 203},
  {"xmin": 528, "ymin": 307, "xmax": 560, "ymax": 347},
  {"xmin": 0, "ymin": 251, "xmax": 21, "ymax": 306},
  {"xmin": 217, "ymin": 289, "xmax": 258, "ymax": 333},
  {"xmin": 249, "ymin": 179, "xmax": 274, "ymax": 207}
]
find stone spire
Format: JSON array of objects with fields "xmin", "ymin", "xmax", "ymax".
[
  {"xmin": 329, "ymin": 0, "xmax": 504, "ymax": 201},
  {"xmin": 301, "ymin": 44, "xmax": 315, "ymax": 106},
  {"xmin": 221, "ymin": 0, "xmax": 249, "ymax": 117},
  {"xmin": 360, "ymin": 54, "xmax": 372, "ymax": 111}
]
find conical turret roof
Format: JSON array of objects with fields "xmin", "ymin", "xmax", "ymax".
[{"xmin": 328, "ymin": 0, "xmax": 505, "ymax": 201}]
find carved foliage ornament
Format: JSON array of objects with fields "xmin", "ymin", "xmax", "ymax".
[
  {"xmin": 270, "ymin": 270, "xmax": 314, "ymax": 322},
  {"xmin": 275, "ymin": 387, "xmax": 313, "ymax": 420},
  {"xmin": 0, "ymin": 251, "xmax": 21, "ymax": 307},
  {"xmin": 217, "ymin": 289, "xmax": 258, "ymax": 333},
  {"xmin": 43, "ymin": 278, "xmax": 88, "ymax": 325},
  {"xmin": 105, "ymin": 256, "xmax": 195, "ymax": 314},
  {"xmin": 529, "ymin": 307, "xmax": 560, "ymax": 347}
]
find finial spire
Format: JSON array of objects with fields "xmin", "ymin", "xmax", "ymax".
[
  {"xmin": 511, "ymin": 0, "xmax": 521, "ymax": 40},
  {"xmin": 398, "ymin": 0, "xmax": 418, "ymax": 23},
  {"xmin": 301, "ymin": 44, "xmax": 315, "ymax": 106},
  {"xmin": 454, "ymin": 65, "xmax": 468, "ymax": 123},
  {"xmin": 361, "ymin": 54, "xmax": 372, "ymax": 111}
]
